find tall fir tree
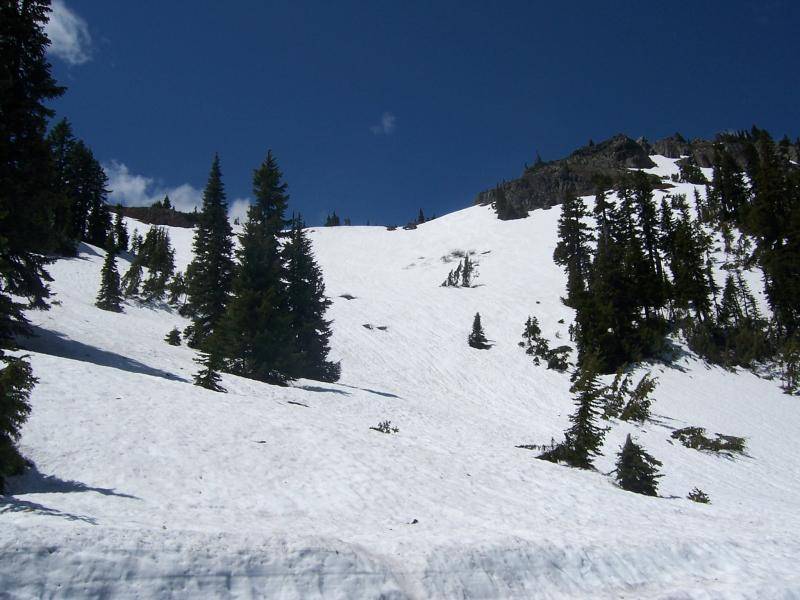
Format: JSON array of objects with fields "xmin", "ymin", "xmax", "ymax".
[
  {"xmin": 283, "ymin": 216, "xmax": 340, "ymax": 382},
  {"xmin": 185, "ymin": 155, "xmax": 235, "ymax": 348},
  {"xmin": 0, "ymin": 0, "xmax": 64, "ymax": 489},
  {"xmin": 553, "ymin": 192, "xmax": 593, "ymax": 307},
  {"xmin": 139, "ymin": 226, "xmax": 175, "ymax": 301},
  {"xmin": 95, "ymin": 248, "xmax": 123, "ymax": 312},
  {"xmin": 216, "ymin": 150, "xmax": 295, "ymax": 384}
]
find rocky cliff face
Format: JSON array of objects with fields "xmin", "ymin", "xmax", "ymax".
[
  {"xmin": 474, "ymin": 131, "xmax": 800, "ymax": 217},
  {"xmin": 474, "ymin": 134, "xmax": 656, "ymax": 212}
]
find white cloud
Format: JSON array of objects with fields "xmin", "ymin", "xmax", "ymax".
[
  {"xmin": 45, "ymin": 0, "xmax": 92, "ymax": 66},
  {"xmin": 228, "ymin": 199, "xmax": 251, "ymax": 224},
  {"xmin": 104, "ymin": 161, "xmax": 250, "ymax": 219},
  {"xmin": 370, "ymin": 112, "xmax": 396, "ymax": 135}
]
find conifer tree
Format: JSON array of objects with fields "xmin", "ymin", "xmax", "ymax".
[
  {"xmin": 46, "ymin": 118, "xmax": 80, "ymax": 253},
  {"xmin": 95, "ymin": 249, "xmax": 123, "ymax": 312},
  {"xmin": 615, "ymin": 434, "xmax": 662, "ymax": 496},
  {"xmin": 0, "ymin": 356, "xmax": 36, "ymax": 492},
  {"xmin": 167, "ymin": 272, "xmax": 187, "ymax": 308},
  {"xmin": 131, "ymin": 230, "xmax": 143, "ymax": 255},
  {"xmin": 553, "ymin": 192, "xmax": 593, "ymax": 307},
  {"xmin": 139, "ymin": 226, "xmax": 175, "ymax": 301},
  {"xmin": 283, "ymin": 216, "xmax": 340, "ymax": 382},
  {"xmin": 121, "ymin": 259, "xmax": 143, "ymax": 298},
  {"xmin": 493, "ymin": 185, "xmax": 526, "ymax": 220},
  {"xmin": 113, "ymin": 207, "xmax": 128, "ymax": 252},
  {"xmin": 193, "ymin": 351, "xmax": 226, "ymax": 393},
  {"xmin": 0, "ymin": 0, "xmax": 64, "ymax": 489},
  {"xmin": 619, "ymin": 373, "xmax": 657, "ymax": 422},
  {"xmin": 562, "ymin": 353, "xmax": 606, "ymax": 468},
  {"xmin": 164, "ymin": 327, "xmax": 181, "ymax": 346},
  {"xmin": 216, "ymin": 150, "xmax": 294, "ymax": 384},
  {"xmin": 468, "ymin": 312, "xmax": 491, "ymax": 349},
  {"xmin": 185, "ymin": 155, "xmax": 235, "ymax": 348}
]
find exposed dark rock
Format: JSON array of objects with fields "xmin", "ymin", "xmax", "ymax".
[{"xmin": 474, "ymin": 134, "xmax": 658, "ymax": 215}]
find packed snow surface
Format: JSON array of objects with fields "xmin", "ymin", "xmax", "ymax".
[{"xmin": 2, "ymin": 157, "xmax": 800, "ymax": 598}]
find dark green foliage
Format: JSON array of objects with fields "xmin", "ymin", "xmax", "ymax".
[
  {"xmin": 678, "ymin": 156, "xmax": 708, "ymax": 185},
  {"xmin": 139, "ymin": 226, "xmax": 176, "ymax": 301},
  {"xmin": 193, "ymin": 351, "xmax": 226, "ymax": 393},
  {"xmin": 0, "ymin": 0, "xmax": 64, "ymax": 346},
  {"xmin": 602, "ymin": 368, "xmax": 631, "ymax": 419},
  {"xmin": 324, "ymin": 212, "xmax": 341, "ymax": 227},
  {"xmin": 546, "ymin": 345, "xmax": 572, "ymax": 372},
  {"xmin": 95, "ymin": 249, "xmax": 123, "ymax": 312},
  {"xmin": 370, "ymin": 420, "xmax": 399, "ymax": 434},
  {"xmin": 0, "ymin": 355, "xmax": 36, "ymax": 492},
  {"xmin": 493, "ymin": 185, "xmax": 527, "ymax": 220},
  {"xmin": 121, "ymin": 259, "xmax": 143, "ymax": 298},
  {"xmin": 553, "ymin": 192, "xmax": 593, "ymax": 307},
  {"xmin": 442, "ymin": 253, "xmax": 476, "ymax": 287},
  {"xmin": 283, "ymin": 216, "xmax": 340, "ymax": 382},
  {"xmin": 779, "ymin": 334, "xmax": 800, "ymax": 394},
  {"xmin": 164, "ymin": 327, "xmax": 181, "ymax": 346},
  {"xmin": 619, "ymin": 373, "xmax": 657, "ymax": 422},
  {"xmin": 113, "ymin": 207, "xmax": 128, "ymax": 252},
  {"xmin": 130, "ymin": 230, "xmax": 143, "ymax": 255},
  {"xmin": 687, "ymin": 487, "xmax": 711, "ymax": 504},
  {"xmin": 615, "ymin": 434, "xmax": 662, "ymax": 496},
  {"xmin": 167, "ymin": 272, "xmax": 187, "ymax": 308},
  {"xmin": 540, "ymin": 354, "xmax": 606, "ymax": 468},
  {"xmin": 671, "ymin": 426, "xmax": 746, "ymax": 455},
  {"xmin": 519, "ymin": 315, "xmax": 571, "ymax": 371},
  {"xmin": 215, "ymin": 150, "xmax": 295, "ymax": 384},
  {"xmin": 468, "ymin": 312, "xmax": 491, "ymax": 349},
  {"xmin": 185, "ymin": 155, "xmax": 235, "ymax": 348}
]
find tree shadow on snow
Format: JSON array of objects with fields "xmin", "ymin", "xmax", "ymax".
[
  {"xmin": 295, "ymin": 384, "xmax": 350, "ymax": 396},
  {"xmin": 0, "ymin": 496, "xmax": 97, "ymax": 525},
  {"xmin": 0, "ymin": 465, "xmax": 141, "ymax": 525},
  {"xmin": 21, "ymin": 326, "xmax": 188, "ymax": 383},
  {"xmin": 337, "ymin": 383, "xmax": 401, "ymax": 399}
]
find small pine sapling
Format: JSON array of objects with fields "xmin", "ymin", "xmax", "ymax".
[
  {"xmin": 95, "ymin": 249, "xmax": 123, "ymax": 312},
  {"xmin": 165, "ymin": 327, "xmax": 181, "ymax": 346},
  {"xmin": 615, "ymin": 434, "xmax": 662, "ymax": 496},
  {"xmin": 468, "ymin": 312, "xmax": 491, "ymax": 349},
  {"xmin": 193, "ymin": 351, "xmax": 226, "ymax": 393},
  {"xmin": 370, "ymin": 420, "xmax": 399, "ymax": 434},
  {"xmin": 687, "ymin": 487, "xmax": 711, "ymax": 504}
]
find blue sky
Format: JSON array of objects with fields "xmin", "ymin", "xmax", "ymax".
[{"xmin": 46, "ymin": 0, "xmax": 800, "ymax": 225}]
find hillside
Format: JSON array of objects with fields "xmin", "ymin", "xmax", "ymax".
[{"xmin": 2, "ymin": 157, "xmax": 800, "ymax": 598}]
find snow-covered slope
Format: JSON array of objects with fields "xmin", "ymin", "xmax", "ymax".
[{"xmin": 2, "ymin": 157, "xmax": 800, "ymax": 598}]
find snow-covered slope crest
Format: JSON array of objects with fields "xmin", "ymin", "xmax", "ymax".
[{"xmin": 2, "ymin": 157, "xmax": 800, "ymax": 598}]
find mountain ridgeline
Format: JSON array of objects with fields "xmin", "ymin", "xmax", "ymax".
[{"xmin": 475, "ymin": 131, "xmax": 800, "ymax": 218}]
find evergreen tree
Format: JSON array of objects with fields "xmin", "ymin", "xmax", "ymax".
[
  {"xmin": 283, "ymin": 216, "xmax": 340, "ymax": 382},
  {"xmin": 215, "ymin": 150, "xmax": 294, "ymax": 384},
  {"xmin": 95, "ymin": 249, "xmax": 123, "ymax": 312},
  {"xmin": 615, "ymin": 434, "xmax": 662, "ymax": 496},
  {"xmin": 139, "ymin": 226, "xmax": 175, "ymax": 301},
  {"xmin": 193, "ymin": 351, "xmax": 226, "ymax": 393},
  {"xmin": 468, "ymin": 312, "xmax": 491, "ymax": 349},
  {"xmin": 493, "ymin": 185, "xmax": 526, "ymax": 220},
  {"xmin": 553, "ymin": 192, "xmax": 593, "ymax": 307},
  {"xmin": 81, "ymin": 145, "xmax": 112, "ymax": 248},
  {"xmin": 46, "ymin": 117, "xmax": 80, "ymax": 253},
  {"xmin": 0, "ymin": 356, "xmax": 36, "ymax": 492},
  {"xmin": 167, "ymin": 272, "xmax": 187, "ymax": 308},
  {"xmin": 184, "ymin": 155, "xmax": 235, "ymax": 348},
  {"xmin": 619, "ymin": 373, "xmax": 657, "ymax": 422},
  {"xmin": 121, "ymin": 259, "xmax": 143, "ymax": 298},
  {"xmin": 130, "ymin": 230, "xmax": 143, "ymax": 255},
  {"xmin": 562, "ymin": 353, "xmax": 606, "ymax": 468},
  {"xmin": 164, "ymin": 327, "xmax": 181, "ymax": 346},
  {"xmin": 113, "ymin": 206, "xmax": 128, "ymax": 252},
  {"xmin": 520, "ymin": 315, "xmax": 548, "ymax": 364}
]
